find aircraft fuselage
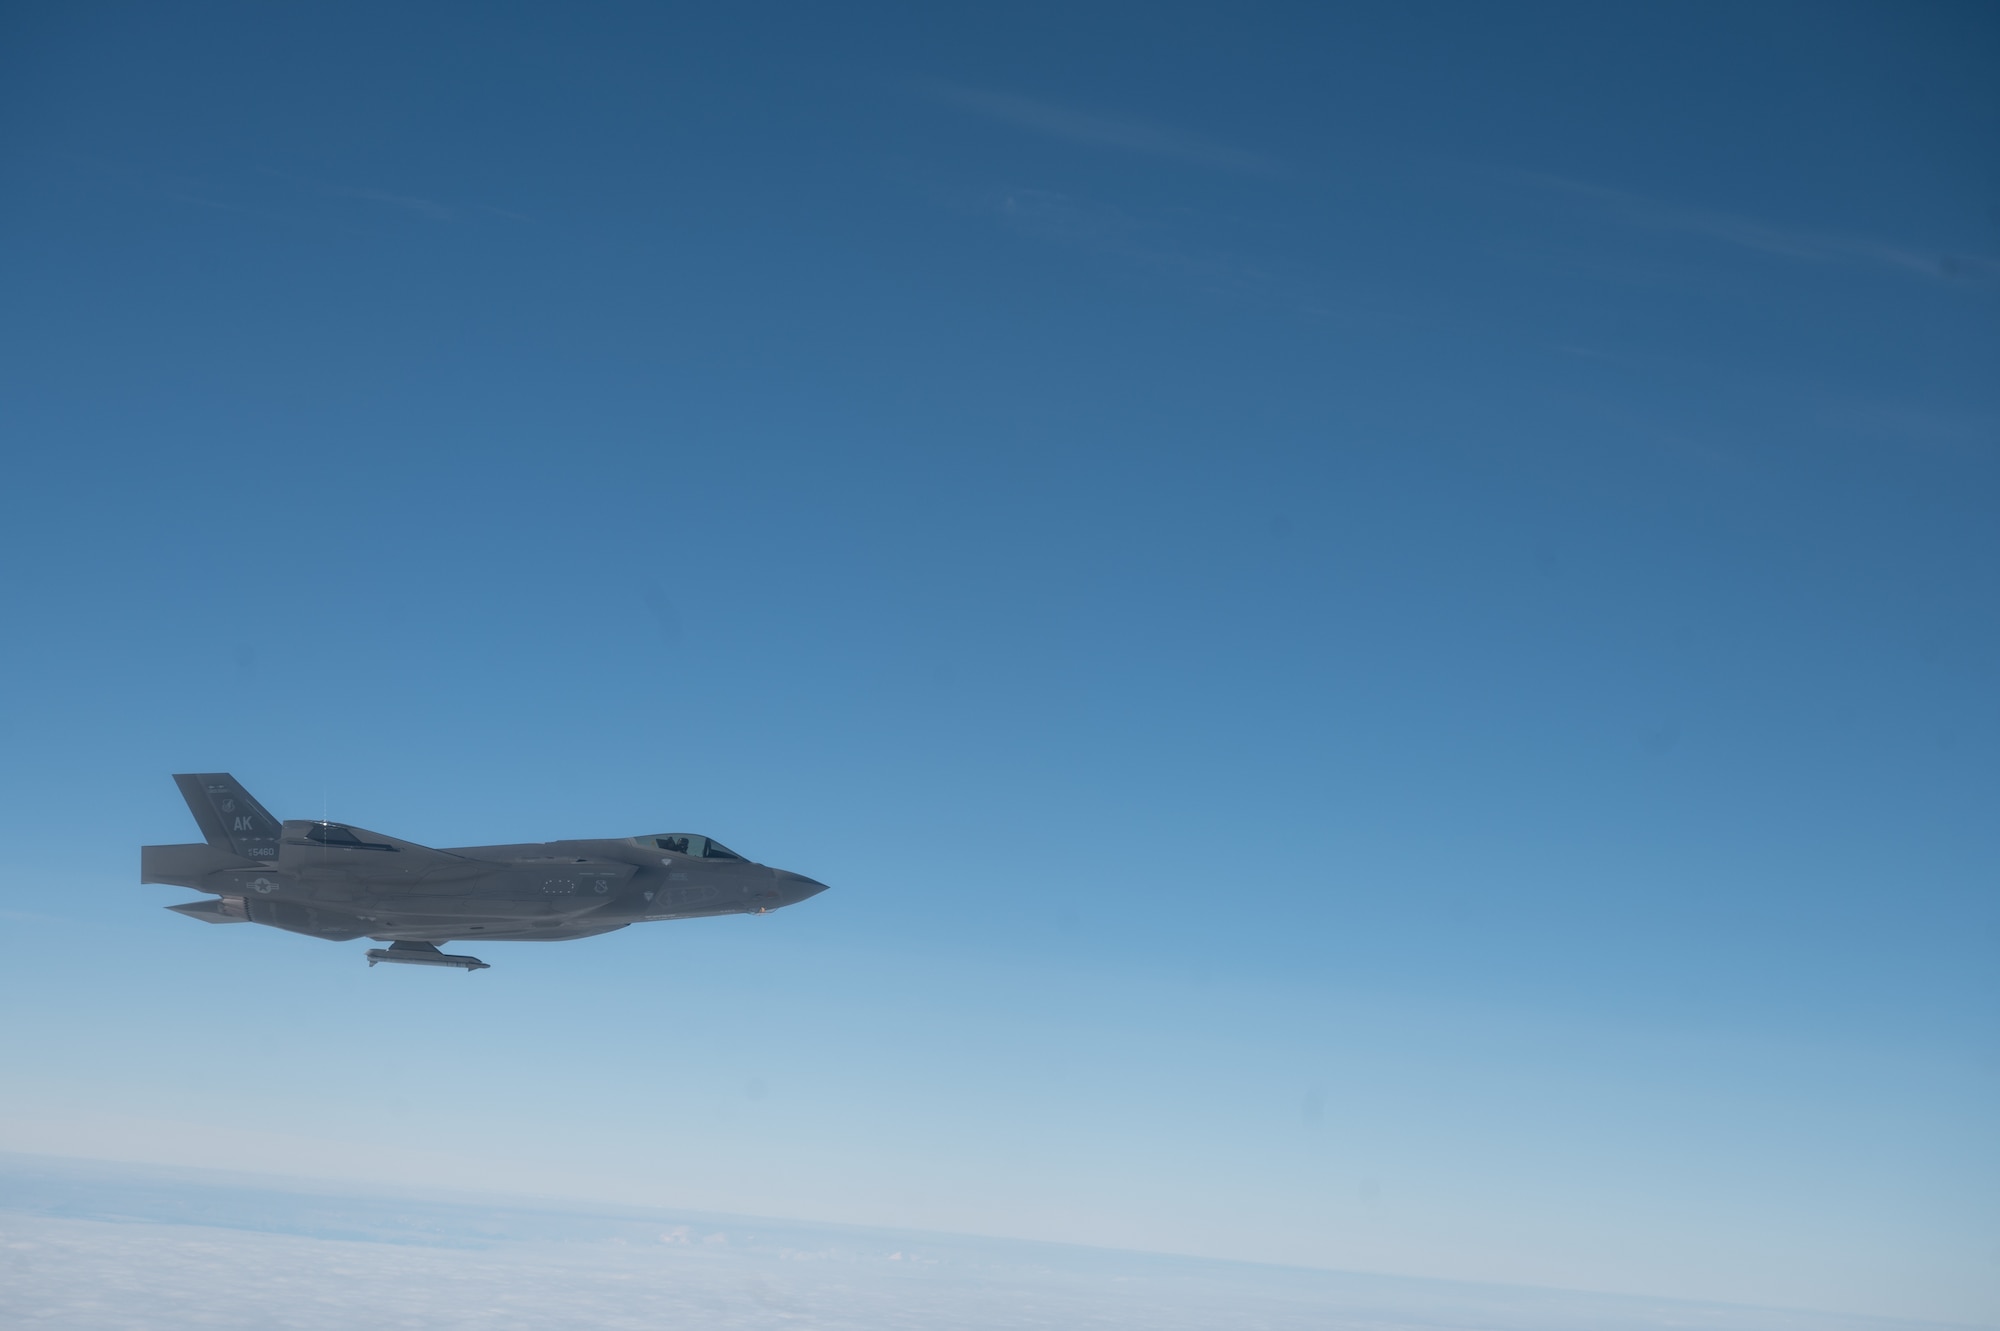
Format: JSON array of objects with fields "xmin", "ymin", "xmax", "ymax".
[{"xmin": 141, "ymin": 774, "xmax": 828, "ymax": 967}]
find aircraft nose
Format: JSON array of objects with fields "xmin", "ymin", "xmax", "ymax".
[{"xmin": 776, "ymin": 870, "xmax": 829, "ymax": 902}]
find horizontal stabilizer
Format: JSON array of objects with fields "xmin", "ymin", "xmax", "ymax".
[
  {"xmin": 166, "ymin": 897, "xmax": 249, "ymax": 924},
  {"xmin": 142, "ymin": 842, "xmax": 247, "ymax": 886}
]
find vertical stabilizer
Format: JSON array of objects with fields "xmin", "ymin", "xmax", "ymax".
[{"xmin": 172, "ymin": 773, "xmax": 283, "ymax": 861}]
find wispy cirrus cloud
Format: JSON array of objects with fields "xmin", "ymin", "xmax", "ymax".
[
  {"xmin": 37, "ymin": 152, "xmax": 479, "ymax": 225},
  {"xmin": 254, "ymin": 167, "xmax": 458, "ymax": 220},
  {"xmin": 1522, "ymin": 172, "xmax": 1999, "ymax": 284},
  {"xmin": 926, "ymin": 83, "xmax": 1289, "ymax": 177},
  {"xmin": 313, "ymin": 182, "xmax": 455, "ymax": 220},
  {"xmin": 944, "ymin": 184, "xmax": 1320, "ymax": 314}
]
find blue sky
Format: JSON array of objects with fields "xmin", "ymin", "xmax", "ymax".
[{"xmin": 1, "ymin": 2, "xmax": 1995, "ymax": 1323}]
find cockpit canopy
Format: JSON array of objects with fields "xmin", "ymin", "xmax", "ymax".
[{"xmin": 638, "ymin": 834, "xmax": 744, "ymax": 861}]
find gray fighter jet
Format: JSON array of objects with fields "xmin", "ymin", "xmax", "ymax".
[{"xmin": 141, "ymin": 774, "xmax": 828, "ymax": 971}]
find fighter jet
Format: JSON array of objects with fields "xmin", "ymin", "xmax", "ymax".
[{"xmin": 141, "ymin": 773, "xmax": 828, "ymax": 971}]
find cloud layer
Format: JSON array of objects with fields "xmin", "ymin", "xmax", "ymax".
[{"xmin": 0, "ymin": 1159, "xmax": 1944, "ymax": 1331}]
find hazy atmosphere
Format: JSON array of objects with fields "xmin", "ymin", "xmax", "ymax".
[{"xmin": 1, "ymin": 3, "xmax": 1996, "ymax": 1327}]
